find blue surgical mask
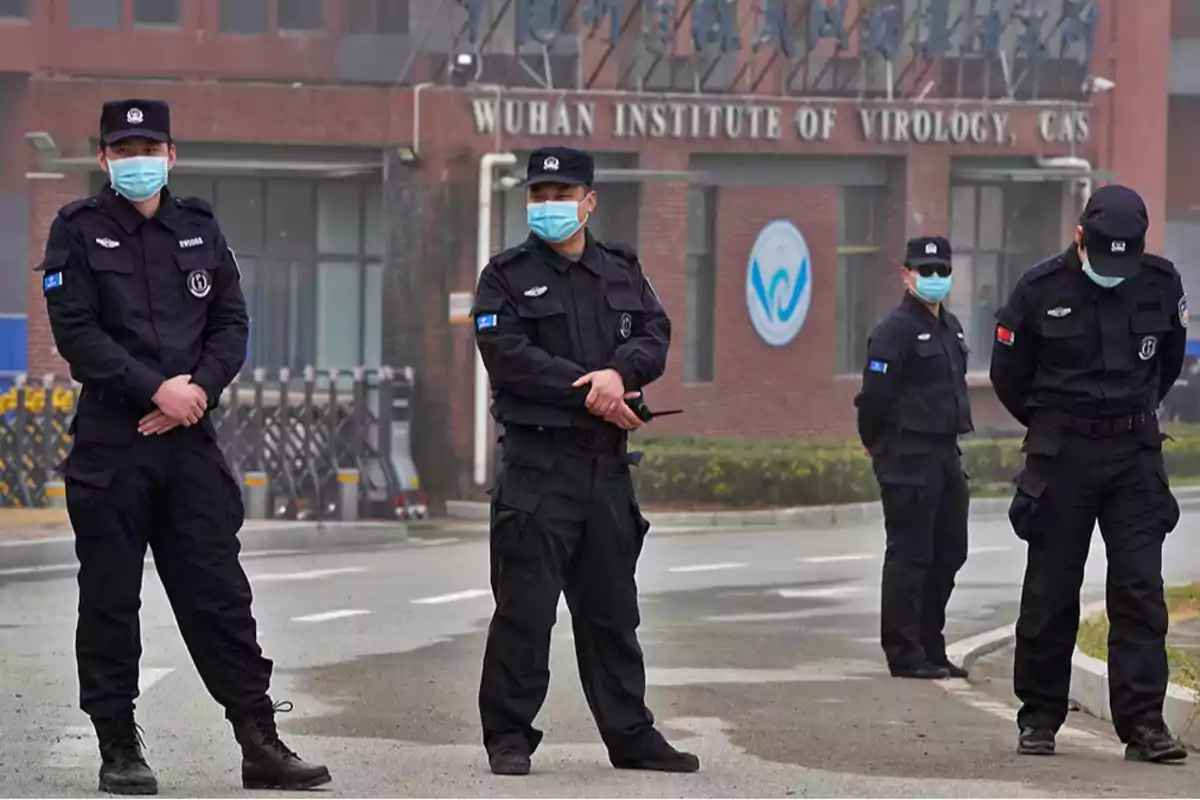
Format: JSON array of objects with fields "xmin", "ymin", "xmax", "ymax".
[
  {"xmin": 913, "ymin": 274, "xmax": 952, "ymax": 303},
  {"xmin": 1082, "ymin": 258, "xmax": 1125, "ymax": 289},
  {"xmin": 527, "ymin": 201, "xmax": 585, "ymax": 243},
  {"xmin": 108, "ymin": 155, "xmax": 169, "ymax": 202}
]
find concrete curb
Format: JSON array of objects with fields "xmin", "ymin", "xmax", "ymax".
[
  {"xmin": 1069, "ymin": 602, "xmax": 1200, "ymax": 750},
  {"xmin": 0, "ymin": 521, "xmax": 409, "ymax": 572},
  {"xmin": 945, "ymin": 622, "xmax": 1017, "ymax": 672},
  {"xmin": 453, "ymin": 487, "xmax": 1200, "ymax": 530}
]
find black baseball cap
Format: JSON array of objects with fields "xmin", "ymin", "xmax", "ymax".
[
  {"xmin": 524, "ymin": 146, "xmax": 594, "ymax": 188},
  {"xmin": 1080, "ymin": 184, "xmax": 1148, "ymax": 279},
  {"xmin": 905, "ymin": 235, "xmax": 952, "ymax": 267},
  {"xmin": 100, "ymin": 99, "xmax": 171, "ymax": 145}
]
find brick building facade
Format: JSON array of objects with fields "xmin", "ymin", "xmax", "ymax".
[{"xmin": 6, "ymin": 0, "xmax": 1189, "ymax": 503}]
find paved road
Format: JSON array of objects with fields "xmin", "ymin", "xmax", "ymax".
[{"xmin": 1, "ymin": 513, "xmax": 1198, "ymax": 797}]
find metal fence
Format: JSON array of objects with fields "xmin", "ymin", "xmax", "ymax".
[{"xmin": 0, "ymin": 367, "xmax": 425, "ymax": 520}]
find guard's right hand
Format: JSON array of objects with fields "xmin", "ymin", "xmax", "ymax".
[{"xmin": 151, "ymin": 374, "xmax": 207, "ymax": 426}]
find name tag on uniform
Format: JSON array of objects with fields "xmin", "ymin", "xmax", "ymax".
[
  {"xmin": 43, "ymin": 272, "xmax": 63, "ymax": 292},
  {"xmin": 476, "ymin": 314, "xmax": 497, "ymax": 330},
  {"xmin": 179, "ymin": 237, "xmax": 204, "ymax": 249},
  {"xmin": 868, "ymin": 360, "xmax": 888, "ymax": 374}
]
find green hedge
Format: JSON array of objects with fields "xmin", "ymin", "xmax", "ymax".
[{"xmin": 629, "ymin": 429, "xmax": 1200, "ymax": 509}]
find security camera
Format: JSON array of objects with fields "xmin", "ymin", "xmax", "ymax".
[{"xmin": 1086, "ymin": 75, "xmax": 1115, "ymax": 93}]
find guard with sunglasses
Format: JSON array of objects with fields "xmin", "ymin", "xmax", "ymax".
[
  {"xmin": 990, "ymin": 185, "xmax": 1188, "ymax": 763},
  {"xmin": 855, "ymin": 235, "xmax": 973, "ymax": 681}
]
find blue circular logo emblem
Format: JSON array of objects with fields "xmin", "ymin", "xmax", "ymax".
[{"xmin": 746, "ymin": 220, "xmax": 812, "ymax": 347}]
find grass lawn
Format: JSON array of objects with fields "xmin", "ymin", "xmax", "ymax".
[{"xmin": 1077, "ymin": 583, "xmax": 1200, "ymax": 691}]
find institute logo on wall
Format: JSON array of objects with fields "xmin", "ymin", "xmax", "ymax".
[{"xmin": 746, "ymin": 219, "xmax": 812, "ymax": 347}]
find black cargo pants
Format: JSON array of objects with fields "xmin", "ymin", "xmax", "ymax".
[
  {"xmin": 63, "ymin": 422, "xmax": 272, "ymax": 720},
  {"xmin": 1010, "ymin": 418, "xmax": 1179, "ymax": 741},
  {"xmin": 874, "ymin": 442, "xmax": 970, "ymax": 670},
  {"xmin": 478, "ymin": 426, "xmax": 665, "ymax": 760}
]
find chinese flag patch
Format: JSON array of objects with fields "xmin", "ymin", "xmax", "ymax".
[{"xmin": 996, "ymin": 325, "xmax": 1015, "ymax": 346}]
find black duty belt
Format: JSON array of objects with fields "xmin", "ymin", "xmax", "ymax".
[
  {"xmin": 503, "ymin": 424, "xmax": 627, "ymax": 455},
  {"xmin": 1038, "ymin": 410, "xmax": 1157, "ymax": 438}
]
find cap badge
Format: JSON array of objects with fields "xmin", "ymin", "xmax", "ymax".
[
  {"xmin": 924, "ymin": 242, "xmax": 938, "ymax": 255},
  {"xmin": 543, "ymin": 156, "xmax": 560, "ymax": 172},
  {"xmin": 1111, "ymin": 241, "xmax": 1126, "ymax": 253},
  {"xmin": 126, "ymin": 108, "xmax": 144, "ymax": 125}
]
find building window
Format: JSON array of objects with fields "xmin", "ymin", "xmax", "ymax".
[
  {"xmin": 219, "ymin": 0, "xmax": 268, "ymax": 33},
  {"xmin": 835, "ymin": 186, "xmax": 885, "ymax": 375},
  {"xmin": 349, "ymin": 0, "xmax": 409, "ymax": 34},
  {"xmin": 140, "ymin": 174, "xmax": 384, "ymax": 373},
  {"xmin": 0, "ymin": 0, "xmax": 26, "ymax": 19},
  {"xmin": 278, "ymin": 0, "xmax": 323, "ymax": 31},
  {"xmin": 684, "ymin": 186, "xmax": 717, "ymax": 384},
  {"xmin": 69, "ymin": 0, "xmax": 121, "ymax": 28},
  {"xmin": 949, "ymin": 183, "xmax": 1063, "ymax": 362},
  {"xmin": 133, "ymin": 0, "xmax": 178, "ymax": 25}
]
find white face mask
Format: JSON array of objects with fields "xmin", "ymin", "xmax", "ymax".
[{"xmin": 1082, "ymin": 258, "xmax": 1125, "ymax": 289}]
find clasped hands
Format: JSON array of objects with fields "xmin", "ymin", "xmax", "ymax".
[
  {"xmin": 573, "ymin": 369, "xmax": 643, "ymax": 431},
  {"xmin": 137, "ymin": 374, "xmax": 208, "ymax": 436}
]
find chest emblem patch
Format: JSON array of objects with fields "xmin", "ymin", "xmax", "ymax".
[
  {"xmin": 179, "ymin": 237, "xmax": 204, "ymax": 249},
  {"xmin": 1139, "ymin": 335, "xmax": 1158, "ymax": 361},
  {"xmin": 187, "ymin": 269, "xmax": 211, "ymax": 299},
  {"xmin": 618, "ymin": 312, "xmax": 632, "ymax": 340},
  {"xmin": 524, "ymin": 285, "xmax": 547, "ymax": 297},
  {"xmin": 1046, "ymin": 307, "xmax": 1072, "ymax": 318},
  {"xmin": 917, "ymin": 332, "xmax": 932, "ymax": 341},
  {"xmin": 95, "ymin": 237, "xmax": 120, "ymax": 249}
]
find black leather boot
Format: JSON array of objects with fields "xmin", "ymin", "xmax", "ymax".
[
  {"xmin": 229, "ymin": 701, "xmax": 332, "ymax": 790},
  {"xmin": 92, "ymin": 713, "xmax": 158, "ymax": 795}
]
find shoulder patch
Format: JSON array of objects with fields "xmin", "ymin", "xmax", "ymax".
[
  {"xmin": 57, "ymin": 197, "xmax": 98, "ymax": 220},
  {"xmin": 598, "ymin": 240, "xmax": 639, "ymax": 264},
  {"xmin": 1142, "ymin": 254, "xmax": 1178, "ymax": 276},
  {"xmin": 490, "ymin": 242, "xmax": 531, "ymax": 268}
]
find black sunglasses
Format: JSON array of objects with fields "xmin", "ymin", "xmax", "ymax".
[{"xmin": 911, "ymin": 263, "xmax": 952, "ymax": 278}]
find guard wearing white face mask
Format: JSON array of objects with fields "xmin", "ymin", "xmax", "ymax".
[
  {"xmin": 36, "ymin": 99, "xmax": 330, "ymax": 795},
  {"xmin": 991, "ymin": 184, "xmax": 1188, "ymax": 763},
  {"xmin": 471, "ymin": 146, "xmax": 696, "ymax": 777},
  {"xmin": 854, "ymin": 236, "xmax": 973, "ymax": 682}
]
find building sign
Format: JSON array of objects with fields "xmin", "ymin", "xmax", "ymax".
[
  {"xmin": 471, "ymin": 98, "xmax": 1088, "ymax": 147},
  {"xmin": 746, "ymin": 220, "xmax": 812, "ymax": 348}
]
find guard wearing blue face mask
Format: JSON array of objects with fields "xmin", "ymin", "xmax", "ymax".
[
  {"xmin": 854, "ymin": 236, "xmax": 973, "ymax": 682},
  {"xmin": 36, "ymin": 99, "xmax": 330, "ymax": 795},
  {"xmin": 991, "ymin": 184, "xmax": 1188, "ymax": 763},
  {"xmin": 472, "ymin": 146, "xmax": 696, "ymax": 778}
]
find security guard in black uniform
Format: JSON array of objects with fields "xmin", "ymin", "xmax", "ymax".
[
  {"xmin": 991, "ymin": 185, "xmax": 1188, "ymax": 762},
  {"xmin": 38, "ymin": 99, "xmax": 330, "ymax": 794},
  {"xmin": 855, "ymin": 236, "xmax": 973, "ymax": 681},
  {"xmin": 472, "ymin": 146, "xmax": 699, "ymax": 777}
]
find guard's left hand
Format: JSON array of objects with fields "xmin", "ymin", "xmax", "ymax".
[
  {"xmin": 138, "ymin": 409, "xmax": 181, "ymax": 436},
  {"xmin": 573, "ymin": 369, "xmax": 636, "ymax": 418}
]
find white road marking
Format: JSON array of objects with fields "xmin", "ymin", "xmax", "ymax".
[
  {"xmin": 46, "ymin": 667, "xmax": 174, "ymax": 769},
  {"xmin": 800, "ymin": 553, "xmax": 875, "ymax": 564},
  {"xmin": 939, "ymin": 679, "xmax": 1116, "ymax": 752},
  {"xmin": 777, "ymin": 586, "xmax": 863, "ymax": 599},
  {"xmin": 969, "ymin": 545, "xmax": 1014, "ymax": 555},
  {"xmin": 668, "ymin": 562, "xmax": 746, "ymax": 573},
  {"xmin": 291, "ymin": 609, "xmax": 371, "ymax": 623},
  {"xmin": 250, "ymin": 567, "xmax": 367, "ymax": 583},
  {"xmin": 411, "ymin": 589, "xmax": 490, "ymax": 605},
  {"xmin": 0, "ymin": 563, "xmax": 77, "ymax": 578}
]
